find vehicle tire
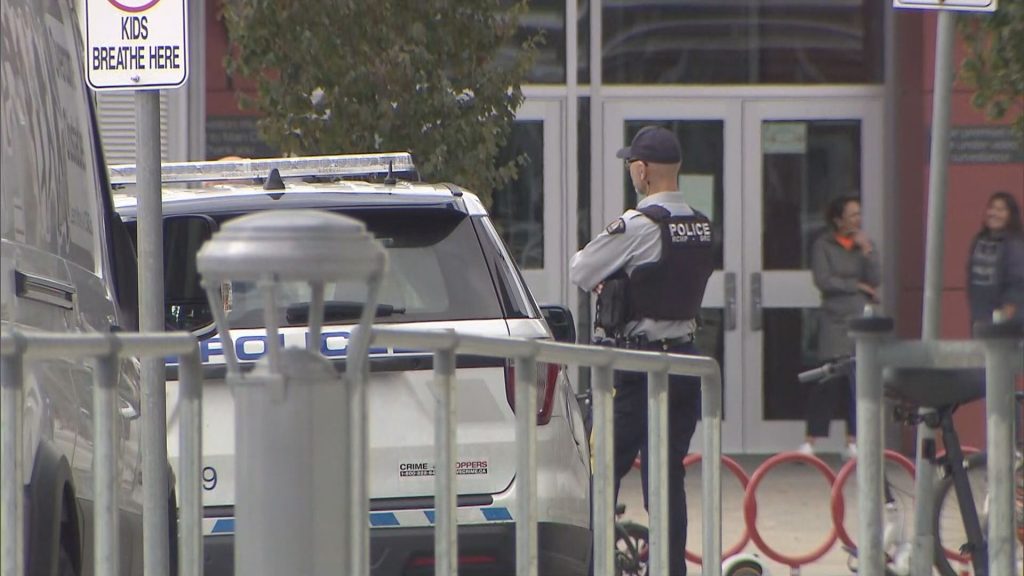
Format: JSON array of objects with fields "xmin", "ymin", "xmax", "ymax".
[{"xmin": 933, "ymin": 452, "xmax": 986, "ymax": 576}]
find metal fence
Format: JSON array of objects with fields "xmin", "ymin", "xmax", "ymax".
[
  {"xmin": 851, "ymin": 316, "xmax": 1024, "ymax": 576},
  {"xmin": 1, "ymin": 325, "xmax": 723, "ymax": 576},
  {"xmin": 361, "ymin": 326, "xmax": 724, "ymax": 576},
  {"xmin": 0, "ymin": 331, "xmax": 203, "ymax": 576}
]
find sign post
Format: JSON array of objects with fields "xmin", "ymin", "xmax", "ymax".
[
  {"xmin": 892, "ymin": 2, "xmax": 995, "ymax": 576},
  {"xmin": 85, "ymin": 3, "xmax": 189, "ymax": 576}
]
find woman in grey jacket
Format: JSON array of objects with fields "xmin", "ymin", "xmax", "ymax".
[
  {"xmin": 966, "ymin": 191, "xmax": 1024, "ymax": 324},
  {"xmin": 799, "ymin": 196, "xmax": 881, "ymax": 458}
]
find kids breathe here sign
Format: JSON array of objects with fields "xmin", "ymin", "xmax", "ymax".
[{"xmin": 85, "ymin": 0, "xmax": 189, "ymax": 91}]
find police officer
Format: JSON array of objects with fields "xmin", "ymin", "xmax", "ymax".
[{"xmin": 570, "ymin": 125, "xmax": 713, "ymax": 576}]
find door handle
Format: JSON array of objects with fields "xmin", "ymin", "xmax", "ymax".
[
  {"xmin": 724, "ymin": 272, "xmax": 737, "ymax": 331},
  {"xmin": 750, "ymin": 272, "xmax": 763, "ymax": 331}
]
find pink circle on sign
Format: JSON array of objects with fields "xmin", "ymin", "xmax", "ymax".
[{"xmin": 107, "ymin": 0, "xmax": 161, "ymax": 13}]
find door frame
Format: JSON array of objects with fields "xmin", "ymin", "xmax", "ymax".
[
  {"xmin": 599, "ymin": 95, "xmax": 885, "ymax": 454},
  {"xmin": 602, "ymin": 98, "xmax": 745, "ymax": 452},
  {"xmin": 514, "ymin": 98, "xmax": 568, "ymax": 306},
  {"xmin": 741, "ymin": 97, "xmax": 885, "ymax": 453}
]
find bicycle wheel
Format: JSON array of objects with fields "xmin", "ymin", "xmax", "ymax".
[
  {"xmin": 615, "ymin": 522, "xmax": 649, "ymax": 576},
  {"xmin": 933, "ymin": 452, "xmax": 988, "ymax": 576}
]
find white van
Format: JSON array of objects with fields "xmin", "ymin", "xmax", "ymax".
[{"xmin": 2, "ymin": 0, "xmax": 149, "ymax": 574}]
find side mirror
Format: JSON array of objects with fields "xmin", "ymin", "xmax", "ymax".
[
  {"xmin": 540, "ymin": 304, "xmax": 576, "ymax": 344},
  {"xmin": 163, "ymin": 215, "xmax": 217, "ymax": 332}
]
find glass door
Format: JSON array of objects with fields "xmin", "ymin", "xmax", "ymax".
[
  {"xmin": 601, "ymin": 96, "xmax": 884, "ymax": 454},
  {"xmin": 602, "ymin": 100, "xmax": 744, "ymax": 452},
  {"xmin": 741, "ymin": 98, "xmax": 884, "ymax": 453},
  {"xmin": 492, "ymin": 99, "xmax": 567, "ymax": 305}
]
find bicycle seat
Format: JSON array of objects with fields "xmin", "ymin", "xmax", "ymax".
[{"xmin": 883, "ymin": 368, "xmax": 986, "ymax": 409}]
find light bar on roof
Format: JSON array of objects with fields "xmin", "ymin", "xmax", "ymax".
[{"xmin": 108, "ymin": 152, "xmax": 416, "ymax": 186}]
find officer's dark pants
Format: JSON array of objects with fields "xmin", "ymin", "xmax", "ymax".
[{"xmin": 612, "ymin": 341, "xmax": 701, "ymax": 576}]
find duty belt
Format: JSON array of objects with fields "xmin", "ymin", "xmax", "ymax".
[{"xmin": 619, "ymin": 333, "xmax": 694, "ymax": 351}]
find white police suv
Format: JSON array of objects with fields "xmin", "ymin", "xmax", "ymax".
[{"xmin": 112, "ymin": 153, "xmax": 591, "ymax": 576}]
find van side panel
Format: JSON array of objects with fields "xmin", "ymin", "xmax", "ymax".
[{"xmin": 2, "ymin": 1, "xmax": 144, "ymax": 574}]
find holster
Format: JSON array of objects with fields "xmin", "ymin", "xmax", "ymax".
[{"xmin": 595, "ymin": 273, "xmax": 630, "ymax": 337}]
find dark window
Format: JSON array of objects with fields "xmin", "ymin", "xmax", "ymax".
[
  {"xmin": 491, "ymin": 121, "xmax": 545, "ymax": 269},
  {"xmin": 501, "ymin": 0, "xmax": 567, "ymax": 83},
  {"xmin": 474, "ymin": 217, "xmax": 536, "ymax": 319},
  {"xmin": 133, "ymin": 209, "xmax": 505, "ymax": 330},
  {"xmin": 603, "ymin": 1, "xmax": 884, "ymax": 84}
]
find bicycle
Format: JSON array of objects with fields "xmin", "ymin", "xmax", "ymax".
[
  {"xmin": 614, "ymin": 503, "xmax": 650, "ymax": 576},
  {"xmin": 798, "ymin": 358, "xmax": 915, "ymax": 576},
  {"xmin": 883, "ymin": 367, "xmax": 1024, "ymax": 576},
  {"xmin": 927, "ymin": 389, "xmax": 1024, "ymax": 576}
]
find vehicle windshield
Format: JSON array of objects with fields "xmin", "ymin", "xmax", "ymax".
[{"xmin": 135, "ymin": 208, "xmax": 504, "ymax": 331}]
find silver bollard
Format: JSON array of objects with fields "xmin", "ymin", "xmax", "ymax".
[
  {"xmin": 195, "ymin": 210, "xmax": 387, "ymax": 576},
  {"xmin": 850, "ymin": 313, "xmax": 895, "ymax": 576},
  {"xmin": 93, "ymin": 352, "xmax": 121, "ymax": 576},
  {"xmin": 591, "ymin": 361, "xmax": 616, "ymax": 576},
  {"xmin": 975, "ymin": 319, "xmax": 1023, "ymax": 576}
]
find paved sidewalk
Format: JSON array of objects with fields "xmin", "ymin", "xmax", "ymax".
[{"xmin": 616, "ymin": 453, "xmax": 922, "ymax": 576}]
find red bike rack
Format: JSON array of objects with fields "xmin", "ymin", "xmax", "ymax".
[
  {"xmin": 743, "ymin": 451, "xmax": 838, "ymax": 570},
  {"xmin": 680, "ymin": 453, "xmax": 752, "ymax": 564},
  {"xmin": 829, "ymin": 449, "xmax": 916, "ymax": 550}
]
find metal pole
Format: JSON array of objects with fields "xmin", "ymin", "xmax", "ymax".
[
  {"xmin": 345, "ymin": 270, "xmax": 384, "ymax": 576},
  {"xmin": 93, "ymin": 352, "xmax": 120, "ymax": 576},
  {"xmin": 701, "ymin": 368, "xmax": 723, "ymax": 576},
  {"xmin": 137, "ymin": 88, "xmax": 170, "ymax": 576},
  {"xmin": 851, "ymin": 316, "xmax": 891, "ymax": 576},
  {"xmin": 434, "ymin": 348, "xmax": 458, "ymax": 576},
  {"xmin": 1, "ymin": 335, "xmax": 25, "ymax": 576},
  {"xmin": 515, "ymin": 354, "xmax": 539, "ymax": 576},
  {"xmin": 178, "ymin": 351, "xmax": 204, "ymax": 576},
  {"xmin": 976, "ymin": 322, "xmax": 1022, "ymax": 576},
  {"xmin": 914, "ymin": 11, "xmax": 956, "ymax": 576},
  {"xmin": 591, "ymin": 363, "xmax": 615, "ymax": 576},
  {"xmin": 647, "ymin": 369, "xmax": 670, "ymax": 575}
]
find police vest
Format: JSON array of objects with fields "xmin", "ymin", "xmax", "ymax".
[{"xmin": 628, "ymin": 205, "xmax": 714, "ymax": 321}]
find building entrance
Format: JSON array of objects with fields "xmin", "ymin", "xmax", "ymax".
[{"xmin": 601, "ymin": 95, "xmax": 884, "ymax": 453}]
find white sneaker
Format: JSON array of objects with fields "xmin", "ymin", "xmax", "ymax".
[
  {"xmin": 797, "ymin": 442, "xmax": 815, "ymax": 456},
  {"xmin": 843, "ymin": 442, "xmax": 857, "ymax": 461}
]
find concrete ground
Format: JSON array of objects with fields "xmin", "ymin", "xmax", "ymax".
[{"xmin": 616, "ymin": 453, "xmax": 928, "ymax": 576}]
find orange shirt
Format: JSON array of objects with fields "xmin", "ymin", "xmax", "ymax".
[{"xmin": 835, "ymin": 233, "xmax": 856, "ymax": 251}]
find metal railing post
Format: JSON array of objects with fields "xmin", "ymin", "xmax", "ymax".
[
  {"xmin": 975, "ymin": 320, "xmax": 1023, "ymax": 576},
  {"xmin": 515, "ymin": 352, "xmax": 540, "ymax": 576},
  {"xmin": 178, "ymin": 350, "xmax": 204, "ymax": 576},
  {"xmin": 647, "ymin": 367, "xmax": 670, "ymax": 575},
  {"xmin": 701, "ymin": 364, "xmax": 723, "ymax": 576},
  {"xmin": 434, "ymin": 347, "xmax": 458, "ymax": 576},
  {"xmin": 1, "ymin": 333, "xmax": 25, "ymax": 576},
  {"xmin": 591, "ymin": 362, "xmax": 616, "ymax": 576},
  {"xmin": 93, "ymin": 350, "xmax": 121, "ymax": 576},
  {"xmin": 850, "ymin": 314, "xmax": 894, "ymax": 576}
]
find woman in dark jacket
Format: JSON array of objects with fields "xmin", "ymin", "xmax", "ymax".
[{"xmin": 966, "ymin": 191, "xmax": 1024, "ymax": 324}]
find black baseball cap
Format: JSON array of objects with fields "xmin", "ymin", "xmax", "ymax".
[{"xmin": 615, "ymin": 125, "xmax": 681, "ymax": 164}]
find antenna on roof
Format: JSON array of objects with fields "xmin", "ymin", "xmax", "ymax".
[
  {"xmin": 264, "ymin": 168, "xmax": 285, "ymax": 191},
  {"xmin": 384, "ymin": 161, "xmax": 397, "ymax": 186}
]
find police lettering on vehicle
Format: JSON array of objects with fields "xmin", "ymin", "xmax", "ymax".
[{"xmin": 182, "ymin": 329, "xmax": 399, "ymax": 365}]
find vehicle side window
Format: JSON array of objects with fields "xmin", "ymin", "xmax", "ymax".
[{"xmin": 472, "ymin": 216, "xmax": 536, "ymax": 320}]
